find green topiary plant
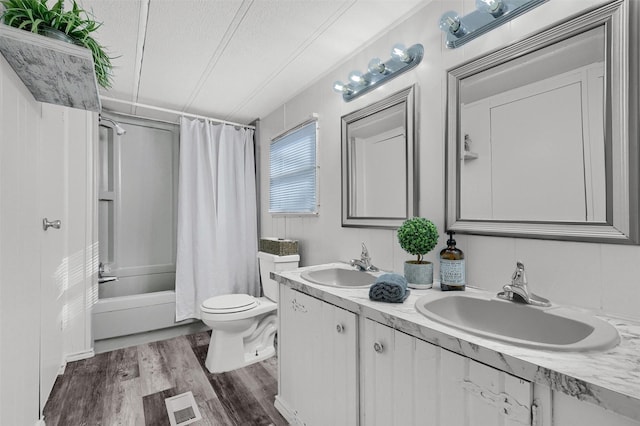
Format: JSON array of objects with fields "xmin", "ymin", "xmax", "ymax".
[
  {"xmin": 397, "ymin": 217, "xmax": 439, "ymax": 263},
  {"xmin": 1, "ymin": 0, "xmax": 114, "ymax": 88}
]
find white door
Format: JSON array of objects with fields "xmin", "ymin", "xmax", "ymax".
[
  {"xmin": 0, "ymin": 59, "xmax": 94, "ymax": 424},
  {"xmin": 278, "ymin": 286, "xmax": 358, "ymax": 425},
  {"xmin": 0, "ymin": 60, "xmax": 43, "ymax": 424},
  {"xmin": 362, "ymin": 319, "xmax": 533, "ymax": 426},
  {"xmin": 37, "ymin": 105, "xmax": 68, "ymax": 408}
]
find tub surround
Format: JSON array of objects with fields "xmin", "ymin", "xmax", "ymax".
[{"xmin": 274, "ymin": 263, "xmax": 640, "ymax": 422}]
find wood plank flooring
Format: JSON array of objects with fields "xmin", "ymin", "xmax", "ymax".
[{"xmin": 43, "ymin": 331, "xmax": 287, "ymax": 426}]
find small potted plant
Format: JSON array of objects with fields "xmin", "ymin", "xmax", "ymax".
[
  {"xmin": 397, "ymin": 217, "xmax": 439, "ymax": 288},
  {"xmin": 0, "ymin": 0, "xmax": 114, "ymax": 88}
]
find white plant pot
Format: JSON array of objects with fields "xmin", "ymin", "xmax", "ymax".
[{"xmin": 404, "ymin": 261, "xmax": 433, "ymax": 289}]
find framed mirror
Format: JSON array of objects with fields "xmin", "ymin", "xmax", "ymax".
[
  {"xmin": 445, "ymin": 0, "xmax": 640, "ymax": 244},
  {"xmin": 341, "ymin": 86, "xmax": 417, "ymax": 228}
]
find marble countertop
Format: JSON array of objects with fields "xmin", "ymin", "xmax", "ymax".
[{"xmin": 274, "ymin": 263, "xmax": 640, "ymax": 422}]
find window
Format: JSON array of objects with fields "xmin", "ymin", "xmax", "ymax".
[{"xmin": 269, "ymin": 119, "xmax": 318, "ymax": 214}]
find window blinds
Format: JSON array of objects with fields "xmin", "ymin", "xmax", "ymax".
[{"xmin": 269, "ymin": 120, "xmax": 317, "ymax": 213}]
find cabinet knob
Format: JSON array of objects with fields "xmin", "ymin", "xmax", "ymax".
[
  {"xmin": 336, "ymin": 324, "xmax": 345, "ymax": 333},
  {"xmin": 373, "ymin": 342, "xmax": 384, "ymax": 353}
]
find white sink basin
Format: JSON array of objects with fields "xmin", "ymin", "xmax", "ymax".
[
  {"xmin": 301, "ymin": 266, "xmax": 376, "ymax": 288},
  {"xmin": 415, "ymin": 293, "xmax": 620, "ymax": 352}
]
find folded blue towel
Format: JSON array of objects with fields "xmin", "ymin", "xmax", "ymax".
[{"xmin": 369, "ymin": 273, "xmax": 410, "ymax": 303}]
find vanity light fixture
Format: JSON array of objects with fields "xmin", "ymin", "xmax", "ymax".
[
  {"xmin": 439, "ymin": 0, "xmax": 547, "ymax": 49},
  {"xmin": 333, "ymin": 43, "xmax": 424, "ymax": 102},
  {"xmin": 477, "ymin": 0, "xmax": 505, "ymax": 17},
  {"xmin": 348, "ymin": 70, "xmax": 368, "ymax": 86}
]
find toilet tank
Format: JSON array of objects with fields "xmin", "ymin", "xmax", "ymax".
[{"xmin": 257, "ymin": 251, "xmax": 300, "ymax": 302}]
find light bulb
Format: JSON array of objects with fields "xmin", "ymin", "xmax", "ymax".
[
  {"xmin": 368, "ymin": 57, "xmax": 386, "ymax": 74},
  {"xmin": 333, "ymin": 81, "xmax": 351, "ymax": 94},
  {"xmin": 390, "ymin": 43, "xmax": 411, "ymax": 63},
  {"xmin": 348, "ymin": 71, "xmax": 367, "ymax": 86},
  {"xmin": 476, "ymin": 0, "xmax": 504, "ymax": 16},
  {"xmin": 439, "ymin": 11, "xmax": 465, "ymax": 36}
]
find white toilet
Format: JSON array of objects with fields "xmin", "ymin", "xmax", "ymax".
[{"xmin": 200, "ymin": 251, "xmax": 300, "ymax": 373}]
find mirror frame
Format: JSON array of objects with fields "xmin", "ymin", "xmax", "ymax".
[
  {"xmin": 341, "ymin": 85, "xmax": 417, "ymax": 228},
  {"xmin": 445, "ymin": 0, "xmax": 640, "ymax": 244}
]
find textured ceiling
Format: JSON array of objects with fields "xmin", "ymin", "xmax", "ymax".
[{"xmin": 79, "ymin": 0, "xmax": 428, "ymax": 124}]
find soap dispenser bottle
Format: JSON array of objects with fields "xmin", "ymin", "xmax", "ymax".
[{"xmin": 440, "ymin": 231, "xmax": 465, "ymax": 291}]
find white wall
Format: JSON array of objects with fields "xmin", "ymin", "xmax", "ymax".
[
  {"xmin": 258, "ymin": 0, "xmax": 640, "ymax": 321},
  {"xmin": 0, "ymin": 53, "xmax": 95, "ymax": 424}
]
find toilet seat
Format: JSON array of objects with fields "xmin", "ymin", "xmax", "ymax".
[{"xmin": 201, "ymin": 294, "xmax": 258, "ymax": 314}]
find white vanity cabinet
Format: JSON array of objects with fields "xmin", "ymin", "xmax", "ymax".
[
  {"xmin": 276, "ymin": 285, "xmax": 358, "ymax": 425},
  {"xmin": 361, "ymin": 318, "xmax": 534, "ymax": 426},
  {"xmin": 276, "ymin": 279, "xmax": 640, "ymax": 426}
]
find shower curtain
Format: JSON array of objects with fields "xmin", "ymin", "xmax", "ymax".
[{"xmin": 175, "ymin": 117, "xmax": 259, "ymax": 321}]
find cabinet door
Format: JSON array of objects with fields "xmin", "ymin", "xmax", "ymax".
[
  {"xmin": 361, "ymin": 318, "xmax": 440, "ymax": 426},
  {"xmin": 547, "ymin": 385, "xmax": 640, "ymax": 426},
  {"xmin": 362, "ymin": 319, "xmax": 533, "ymax": 426},
  {"xmin": 440, "ymin": 348, "xmax": 532, "ymax": 426},
  {"xmin": 278, "ymin": 286, "xmax": 357, "ymax": 425}
]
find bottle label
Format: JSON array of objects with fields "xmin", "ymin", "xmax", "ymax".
[{"xmin": 440, "ymin": 259, "xmax": 465, "ymax": 286}]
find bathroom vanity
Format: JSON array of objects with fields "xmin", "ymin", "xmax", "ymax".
[{"xmin": 273, "ymin": 263, "xmax": 640, "ymax": 426}]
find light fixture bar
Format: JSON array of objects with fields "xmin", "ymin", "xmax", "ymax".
[
  {"xmin": 441, "ymin": 0, "xmax": 547, "ymax": 49},
  {"xmin": 334, "ymin": 43, "xmax": 424, "ymax": 102}
]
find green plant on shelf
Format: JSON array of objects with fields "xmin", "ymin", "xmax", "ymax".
[{"xmin": 1, "ymin": 0, "xmax": 114, "ymax": 88}]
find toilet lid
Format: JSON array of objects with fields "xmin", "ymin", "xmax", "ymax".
[{"xmin": 201, "ymin": 294, "xmax": 258, "ymax": 314}]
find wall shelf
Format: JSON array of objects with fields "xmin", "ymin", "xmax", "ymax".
[{"xmin": 0, "ymin": 24, "xmax": 100, "ymax": 111}]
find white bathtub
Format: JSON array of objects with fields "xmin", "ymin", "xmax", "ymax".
[{"xmin": 92, "ymin": 290, "xmax": 195, "ymax": 340}]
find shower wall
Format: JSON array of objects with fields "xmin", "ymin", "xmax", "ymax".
[{"xmin": 94, "ymin": 114, "xmax": 181, "ymax": 340}]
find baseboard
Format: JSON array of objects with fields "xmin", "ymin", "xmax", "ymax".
[
  {"xmin": 54, "ymin": 349, "xmax": 95, "ymax": 375},
  {"xmin": 274, "ymin": 395, "xmax": 305, "ymax": 426},
  {"xmin": 65, "ymin": 349, "xmax": 95, "ymax": 363}
]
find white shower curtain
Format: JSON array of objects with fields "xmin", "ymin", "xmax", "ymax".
[{"xmin": 175, "ymin": 117, "xmax": 259, "ymax": 321}]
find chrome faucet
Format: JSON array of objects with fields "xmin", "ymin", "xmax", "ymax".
[
  {"xmin": 350, "ymin": 243, "xmax": 379, "ymax": 272},
  {"xmin": 98, "ymin": 262, "xmax": 118, "ymax": 284},
  {"xmin": 497, "ymin": 261, "xmax": 550, "ymax": 307}
]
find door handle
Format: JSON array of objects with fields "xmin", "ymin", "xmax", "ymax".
[{"xmin": 42, "ymin": 218, "xmax": 61, "ymax": 231}]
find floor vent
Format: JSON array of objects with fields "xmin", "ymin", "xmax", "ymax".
[{"xmin": 164, "ymin": 391, "xmax": 202, "ymax": 426}]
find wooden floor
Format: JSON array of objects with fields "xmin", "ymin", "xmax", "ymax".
[{"xmin": 43, "ymin": 331, "xmax": 287, "ymax": 426}]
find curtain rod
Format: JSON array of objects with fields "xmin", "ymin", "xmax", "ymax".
[{"xmin": 100, "ymin": 96, "xmax": 256, "ymax": 130}]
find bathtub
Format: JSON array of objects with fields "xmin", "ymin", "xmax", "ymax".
[{"xmin": 93, "ymin": 290, "xmax": 198, "ymax": 340}]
